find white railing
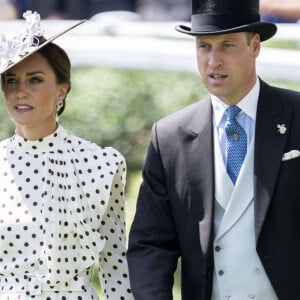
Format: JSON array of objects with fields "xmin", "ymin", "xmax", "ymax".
[{"xmin": 1, "ymin": 17, "xmax": 300, "ymax": 81}]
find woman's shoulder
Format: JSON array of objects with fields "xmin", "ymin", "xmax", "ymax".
[{"xmin": 67, "ymin": 134, "xmax": 125, "ymax": 164}]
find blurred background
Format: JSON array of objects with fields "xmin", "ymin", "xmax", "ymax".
[
  {"xmin": 1, "ymin": 0, "xmax": 300, "ymax": 22},
  {"xmin": 0, "ymin": 1, "xmax": 300, "ymax": 298}
]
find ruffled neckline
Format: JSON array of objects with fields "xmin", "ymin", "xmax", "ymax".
[{"xmin": 9, "ymin": 125, "xmax": 69, "ymax": 154}]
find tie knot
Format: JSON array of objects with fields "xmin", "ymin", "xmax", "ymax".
[{"xmin": 226, "ymin": 106, "xmax": 241, "ymax": 120}]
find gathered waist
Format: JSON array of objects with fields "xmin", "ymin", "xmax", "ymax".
[{"xmin": 0, "ymin": 275, "xmax": 94, "ymax": 296}]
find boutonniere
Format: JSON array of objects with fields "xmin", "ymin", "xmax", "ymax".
[{"xmin": 277, "ymin": 124, "xmax": 287, "ymax": 135}]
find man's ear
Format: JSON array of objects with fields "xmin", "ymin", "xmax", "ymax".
[{"xmin": 252, "ymin": 33, "xmax": 261, "ymax": 58}]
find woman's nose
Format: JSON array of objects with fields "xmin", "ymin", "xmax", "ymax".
[{"xmin": 16, "ymin": 83, "xmax": 28, "ymax": 99}]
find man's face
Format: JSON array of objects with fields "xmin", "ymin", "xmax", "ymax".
[{"xmin": 195, "ymin": 32, "xmax": 260, "ymax": 105}]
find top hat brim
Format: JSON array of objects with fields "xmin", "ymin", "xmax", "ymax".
[
  {"xmin": 1, "ymin": 19, "xmax": 86, "ymax": 74},
  {"xmin": 175, "ymin": 22, "xmax": 277, "ymax": 42}
]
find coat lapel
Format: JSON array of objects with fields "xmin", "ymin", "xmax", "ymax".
[
  {"xmin": 254, "ymin": 80, "xmax": 291, "ymax": 241},
  {"xmin": 179, "ymin": 98, "xmax": 214, "ymax": 254}
]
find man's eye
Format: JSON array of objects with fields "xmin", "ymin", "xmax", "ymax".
[
  {"xmin": 224, "ymin": 43, "xmax": 234, "ymax": 48},
  {"xmin": 198, "ymin": 44, "xmax": 210, "ymax": 49}
]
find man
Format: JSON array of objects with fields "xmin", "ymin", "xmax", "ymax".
[{"xmin": 127, "ymin": 0, "xmax": 300, "ymax": 299}]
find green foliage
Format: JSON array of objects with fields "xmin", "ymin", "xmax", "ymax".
[
  {"xmin": 263, "ymin": 39, "xmax": 300, "ymax": 50},
  {"xmin": 0, "ymin": 97, "xmax": 14, "ymax": 140},
  {"xmin": 62, "ymin": 67, "xmax": 207, "ymax": 176}
]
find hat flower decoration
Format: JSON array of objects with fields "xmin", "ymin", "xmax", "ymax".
[
  {"xmin": 0, "ymin": 10, "xmax": 85, "ymax": 74},
  {"xmin": 0, "ymin": 11, "xmax": 44, "ymax": 72}
]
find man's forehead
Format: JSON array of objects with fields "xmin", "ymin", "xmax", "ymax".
[{"xmin": 195, "ymin": 32, "xmax": 248, "ymax": 42}]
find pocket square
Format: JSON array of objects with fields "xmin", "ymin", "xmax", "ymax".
[{"xmin": 282, "ymin": 150, "xmax": 300, "ymax": 161}]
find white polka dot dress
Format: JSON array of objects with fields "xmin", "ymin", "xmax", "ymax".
[{"xmin": 0, "ymin": 126, "xmax": 133, "ymax": 300}]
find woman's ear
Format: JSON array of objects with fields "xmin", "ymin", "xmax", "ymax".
[{"xmin": 58, "ymin": 83, "xmax": 69, "ymax": 100}]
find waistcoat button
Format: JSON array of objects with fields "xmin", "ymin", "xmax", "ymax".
[{"xmin": 248, "ymin": 292, "xmax": 255, "ymax": 298}]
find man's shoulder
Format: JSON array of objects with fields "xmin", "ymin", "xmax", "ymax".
[
  {"xmin": 157, "ymin": 97, "xmax": 210, "ymax": 127},
  {"xmin": 261, "ymin": 80, "xmax": 300, "ymax": 101}
]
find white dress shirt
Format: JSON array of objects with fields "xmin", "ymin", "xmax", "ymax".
[{"xmin": 211, "ymin": 78, "xmax": 259, "ymax": 165}]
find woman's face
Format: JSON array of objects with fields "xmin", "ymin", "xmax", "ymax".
[{"xmin": 2, "ymin": 52, "xmax": 67, "ymax": 140}]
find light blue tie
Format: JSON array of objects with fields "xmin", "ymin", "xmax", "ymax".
[{"xmin": 225, "ymin": 106, "xmax": 247, "ymax": 184}]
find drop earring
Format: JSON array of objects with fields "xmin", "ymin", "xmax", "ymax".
[{"xmin": 56, "ymin": 100, "xmax": 64, "ymax": 122}]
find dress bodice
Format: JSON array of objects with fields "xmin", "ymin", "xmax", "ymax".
[{"xmin": 0, "ymin": 126, "xmax": 133, "ymax": 299}]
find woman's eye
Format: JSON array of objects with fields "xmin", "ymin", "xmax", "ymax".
[
  {"xmin": 5, "ymin": 78, "xmax": 16, "ymax": 85},
  {"xmin": 31, "ymin": 77, "xmax": 43, "ymax": 83}
]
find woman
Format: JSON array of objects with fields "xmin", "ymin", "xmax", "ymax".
[{"xmin": 0, "ymin": 11, "xmax": 133, "ymax": 300}]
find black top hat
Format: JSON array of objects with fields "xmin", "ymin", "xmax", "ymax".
[{"xmin": 175, "ymin": 0, "xmax": 277, "ymax": 41}]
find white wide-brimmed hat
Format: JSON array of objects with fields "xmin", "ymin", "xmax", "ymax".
[{"xmin": 0, "ymin": 11, "xmax": 86, "ymax": 74}]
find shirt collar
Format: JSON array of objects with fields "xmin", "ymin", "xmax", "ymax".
[{"xmin": 211, "ymin": 78, "xmax": 260, "ymax": 127}]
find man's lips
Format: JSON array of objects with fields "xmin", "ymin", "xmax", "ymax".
[{"xmin": 209, "ymin": 74, "xmax": 227, "ymax": 80}]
